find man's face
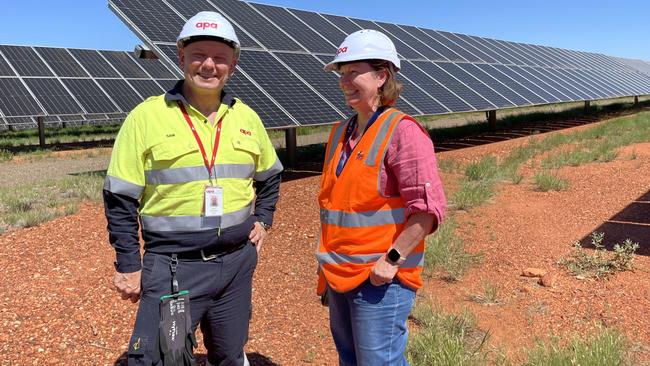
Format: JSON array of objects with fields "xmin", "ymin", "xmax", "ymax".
[{"xmin": 178, "ymin": 40, "xmax": 237, "ymax": 94}]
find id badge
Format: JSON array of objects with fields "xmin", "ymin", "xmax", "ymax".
[{"xmin": 204, "ymin": 185, "xmax": 223, "ymax": 217}]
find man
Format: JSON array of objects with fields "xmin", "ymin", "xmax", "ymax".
[{"xmin": 103, "ymin": 11, "xmax": 282, "ymax": 366}]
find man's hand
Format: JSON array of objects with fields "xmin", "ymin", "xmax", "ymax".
[
  {"xmin": 248, "ymin": 222, "xmax": 268, "ymax": 254},
  {"xmin": 368, "ymin": 255, "xmax": 398, "ymax": 286},
  {"xmin": 113, "ymin": 270, "xmax": 142, "ymax": 303}
]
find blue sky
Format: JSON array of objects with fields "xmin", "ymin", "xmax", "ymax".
[{"xmin": 0, "ymin": 0, "xmax": 648, "ymax": 61}]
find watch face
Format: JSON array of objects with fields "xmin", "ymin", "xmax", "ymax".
[{"xmin": 387, "ymin": 248, "xmax": 401, "ymax": 263}]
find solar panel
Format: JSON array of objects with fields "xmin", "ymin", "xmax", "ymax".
[
  {"xmin": 132, "ymin": 56, "xmax": 177, "ymax": 78},
  {"xmin": 99, "ymin": 51, "xmax": 150, "ymax": 78},
  {"xmin": 164, "ymin": 0, "xmax": 261, "ymax": 49},
  {"xmin": 210, "ymin": 0, "xmax": 303, "ymax": 51},
  {"xmin": 96, "ymin": 79, "xmax": 145, "ymax": 111},
  {"xmin": 375, "ymin": 22, "xmax": 445, "ymax": 61},
  {"xmin": 127, "ymin": 79, "xmax": 165, "ymax": 99},
  {"xmin": 455, "ymin": 34, "xmax": 511, "ymax": 65},
  {"xmin": 319, "ymin": 14, "xmax": 362, "ymax": 35},
  {"xmin": 154, "ymin": 44, "xmax": 180, "ymax": 66},
  {"xmin": 19, "ymin": 0, "xmax": 640, "ymax": 132},
  {"xmin": 0, "ymin": 46, "xmax": 54, "ymax": 77},
  {"xmin": 439, "ymin": 32, "xmax": 497, "ymax": 64},
  {"xmin": 22, "ymin": 78, "xmax": 83, "ymax": 114},
  {"xmin": 0, "ymin": 78, "xmax": 44, "ymax": 116},
  {"xmin": 109, "ymin": 0, "xmax": 184, "ymax": 43},
  {"xmin": 419, "ymin": 30, "xmax": 481, "ymax": 63},
  {"xmin": 474, "ymin": 64, "xmax": 547, "ymax": 104},
  {"xmin": 520, "ymin": 67, "xmax": 579, "ymax": 100},
  {"xmin": 436, "ymin": 62, "xmax": 513, "ymax": 108},
  {"xmin": 418, "ymin": 61, "xmax": 495, "ymax": 110},
  {"xmin": 34, "ymin": 47, "xmax": 89, "ymax": 78},
  {"xmin": 403, "ymin": 25, "xmax": 465, "ymax": 62},
  {"xmin": 69, "ymin": 49, "xmax": 120, "ymax": 78},
  {"xmin": 396, "ymin": 75, "xmax": 449, "ymax": 115},
  {"xmin": 492, "ymin": 65, "xmax": 560, "ymax": 103},
  {"xmin": 456, "ymin": 63, "xmax": 531, "ymax": 106},
  {"xmin": 349, "ymin": 18, "xmax": 423, "ymax": 60},
  {"xmin": 273, "ymin": 52, "xmax": 349, "ymax": 114},
  {"xmin": 155, "ymin": 79, "xmax": 180, "ymax": 92},
  {"xmin": 227, "ymin": 72, "xmax": 297, "ymax": 128},
  {"xmin": 400, "ymin": 61, "xmax": 473, "ymax": 112},
  {"xmin": 286, "ymin": 9, "xmax": 347, "ymax": 47},
  {"xmin": 0, "ymin": 53, "xmax": 15, "ymax": 76},
  {"xmin": 393, "ymin": 95, "xmax": 420, "ymax": 116},
  {"xmin": 5, "ymin": 116, "xmax": 36, "ymax": 130},
  {"xmin": 61, "ymin": 79, "xmax": 119, "ymax": 113},
  {"xmin": 238, "ymin": 50, "xmax": 343, "ymax": 125},
  {"xmin": 252, "ymin": 3, "xmax": 335, "ymax": 54}
]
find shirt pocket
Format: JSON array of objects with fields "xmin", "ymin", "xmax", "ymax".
[
  {"xmin": 231, "ymin": 137, "xmax": 260, "ymax": 163},
  {"xmin": 150, "ymin": 141, "xmax": 198, "ymax": 163}
]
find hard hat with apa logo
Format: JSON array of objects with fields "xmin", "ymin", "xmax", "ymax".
[
  {"xmin": 324, "ymin": 29, "xmax": 400, "ymax": 72},
  {"xmin": 177, "ymin": 11, "xmax": 240, "ymax": 56}
]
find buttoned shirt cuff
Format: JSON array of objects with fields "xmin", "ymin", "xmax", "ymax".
[{"xmin": 114, "ymin": 252, "xmax": 142, "ymax": 273}]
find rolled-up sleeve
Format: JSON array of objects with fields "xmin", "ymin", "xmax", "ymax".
[{"xmin": 382, "ymin": 119, "xmax": 446, "ymax": 230}]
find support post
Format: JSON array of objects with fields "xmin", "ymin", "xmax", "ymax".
[
  {"xmin": 634, "ymin": 96, "xmax": 639, "ymax": 106},
  {"xmin": 584, "ymin": 100, "xmax": 591, "ymax": 113},
  {"xmin": 285, "ymin": 128, "xmax": 297, "ymax": 169},
  {"xmin": 37, "ymin": 116, "xmax": 46, "ymax": 149},
  {"xmin": 487, "ymin": 110, "xmax": 497, "ymax": 131}
]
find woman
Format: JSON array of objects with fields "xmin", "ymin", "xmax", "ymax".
[{"xmin": 317, "ymin": 29, "xmax": 447, "ymax": 365}]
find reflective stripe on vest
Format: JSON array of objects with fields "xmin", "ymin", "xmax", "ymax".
[
  {"xmin": 316, "ymin": 251, "xmax": 424, "ymax": 268},
  {"xmin": 320, "ymin": 207, "xmax": 405, "ymax": 227},
  {"xmin": 140, "ymin": 201, "xmax": 253, "ymax": 232},
  {"xmin": 325, "ymin": 120, "xmax": 349, "ymax": 166},
  {"xmin": 104, "ymin": 175, "xmax": 144, "ymax": 199},
  {"xmin": 145, "ymin": 164, "xmax": 255, "ymax": 185},
  {"xmin": 364, "ymin": 111, "xmax": 400, "ymax": 167}
]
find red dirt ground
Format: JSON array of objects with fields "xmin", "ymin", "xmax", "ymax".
[{"xmin": 1, "ymin": 117, "xmax": 649, "ymax": 365}]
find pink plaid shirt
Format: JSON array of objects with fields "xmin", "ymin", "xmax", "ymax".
[{"xmin": 379, "ymin": 118, "xmax": 446, "ymax": 228}]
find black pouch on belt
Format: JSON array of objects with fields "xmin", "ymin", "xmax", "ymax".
[{"xmin": 159, "ymin": 254, "xmax": 197, "ymax": 366}]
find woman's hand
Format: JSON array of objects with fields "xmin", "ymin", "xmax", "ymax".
[{"xmin": 368, "ymin": 254, "xmax": 398, "ymax": 286}]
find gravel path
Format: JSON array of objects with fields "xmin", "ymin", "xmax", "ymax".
[{"xmin": 0, "ymin": 155, "xmax": 111, "ymax": 187}]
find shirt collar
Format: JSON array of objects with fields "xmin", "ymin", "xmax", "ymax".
[{"xmin": 164, "ymin": 80, "xmax": 236, "ymax": 108}]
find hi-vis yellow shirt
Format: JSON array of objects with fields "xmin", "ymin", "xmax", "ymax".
[{"xmin": 104, "ymin": 90, "xmax": 282, "ymax": 233}]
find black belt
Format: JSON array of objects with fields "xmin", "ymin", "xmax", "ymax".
[{"xmin": 175, "ymin": 240, "xmax": 250, "ymax": 261}]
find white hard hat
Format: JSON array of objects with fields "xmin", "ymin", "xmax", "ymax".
[
  {"xmin": 324, "ymin": 29, "xmax": 400, "ymax": 72},
  {"xmin": 177, "ymin": 11, "xmax": 240, "ymax": 53}
]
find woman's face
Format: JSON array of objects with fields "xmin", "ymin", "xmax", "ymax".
[{"xmin": 338, "ymin": 62, "xmax": 387, "ymax": 113}]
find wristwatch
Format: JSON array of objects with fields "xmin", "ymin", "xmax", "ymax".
[
  {"xmin": 257, "ymin": 221, "xmax": 271, "ymax": 231},
  {"xmin": 386, "ymin": 247, "xmax": 406, "ymax": 265}
]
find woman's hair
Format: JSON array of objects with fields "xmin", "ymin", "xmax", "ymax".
[{"xmin": 367, "ymin": 59, "xmax": 403, "ymax": 106}]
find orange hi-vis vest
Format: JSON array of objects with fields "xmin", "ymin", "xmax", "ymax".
[{"xmin": 317, "ymin": 108, "xmax": 425, "ymax": 294}]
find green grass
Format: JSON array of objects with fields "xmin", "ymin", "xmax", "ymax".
[
  {"xmin": 0, "ymin": 124, "xmax": 121, "ymax": 148},
  {"xmin": 533, "ymin": 172, "xmax": 570, "ymax": 192},
  {"xmin": 0, "ymin": 173, "xmax": 104, "ymax": 231},
  {"xmin": 408, "ymin": 300, "xmax": 489, "ymax": 366},
  {"xmin": 0, "ymin": 149, "xmax": 12, "ymax": 162},
  {"xmin": 424, "ymin": 217, "xmax": 482, "ymax": 281},
  {"xmin": 524, "ymin": 329, "xmax": 632, "ymax": 366},
  {"xmin": 559, "ymin": 232, "xmax": 639, "ymax": 279},
  {"xmin": 467, "ymin": 282, "xmax": 502, "ymax": 306}
]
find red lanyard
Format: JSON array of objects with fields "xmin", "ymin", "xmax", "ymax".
[{"xmin": 177, "ymin": 101, "xmax": 224, "ymax": 181}]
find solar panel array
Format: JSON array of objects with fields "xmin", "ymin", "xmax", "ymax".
[
  {"xmin": 2, "ymin": 0, "xmax": 649, "ymax": 132},
  {"xmin": 108, "ymin": 0, "xmax": 650, "ymax": 129},
  {"xmin": 0, "ymin": 45, "xmax": 178, "ymax": 130}
]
